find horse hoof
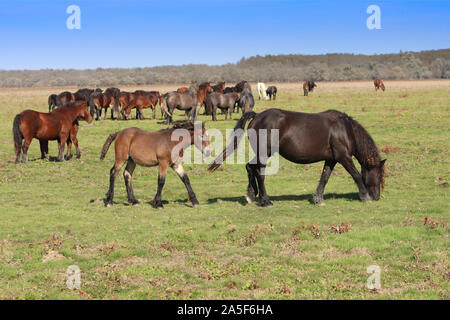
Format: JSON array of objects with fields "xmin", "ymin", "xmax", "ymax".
[
  {"xmin": 259, "ymin": 199, "xmax": 273, "ymax": 207},
  {"xmin": 105, "ymin": 203, "xmax": 113, "ymax": 208},
  {"xmin": 156, "ymin": 206, "xmax": 164, "ymax": 210},
  {"xmin": 245, "ymin": 195, "xmax": 253, "ymax": 204},
  {"xmin": 313, "ymin": 194, "xmax": 325, "ymax": 206},
  {"xmin": 360, "ymin": 194, "xmax": 372, "ymax": 202}
]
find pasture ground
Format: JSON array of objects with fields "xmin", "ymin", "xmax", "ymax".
[{"xmin": 0, "ymin": 80, "xmax": 448, "ymax": 299}]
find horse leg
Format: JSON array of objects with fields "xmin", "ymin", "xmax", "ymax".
[
  {"xmin": 212, "ymin": 106, "xmax": 217, "ymax": 121},
  {"xmin": 313, "ymin": 160, "xmax": 336, "ymax": 205},
  {"xmin": 172, "ymin": 163, "xmax": 199, "ymax": 207},
  {"xmin": 105, "ymin": 159, "xmax": 126, "ymax": 207},
  {"xmin": 245, "ymin": 163, "xmax": 258, "ymax": 203},
  {"xmin": 152, "ymin": 104, "xmax": 156, "ymax": 120},
  {"xmin": 228, "ymin": 107, "xmax": 233, "ymax": 120},
  {"xmin": 139, "ymin": 107, "xmax": 145, "ymax": 120},
  {"xmin": 96, "ymin": 107, "xmax": 100, "ymax": 121},
  {"xmin": 69, "ymin": 127, "xmax": 81, "ymax": 159},
  {"xmin": 21, "ymin": 137, "xmax": 32, "ymax": 163},
  {"xmin": 252, "ymin": 162, "xmax": 273, "ymax": 207},
  {"xmin": 123, "ymin": 159, "xmax": 139, "ymax": 205},
  {"xmin": 104, "ymin": 107, "xmax": 108, "ymax": 120},
  {"xmin": 339, "ymin": 157, "xmax": 371, "ymax": 202},
  {"xmin": 152, "ymin": 161, "xmax": 168, "ymax": 209},
  {"xmin": 65, "ymin": 137, "xmax": 73, "ymax": 160},
  {"xmin": 110, "ymin": 108, "xmax": 115, "ymax": 120},
  {"xmin": 57, "ymin": 133, "xmax": 69, "ymax": 162},
  {"xmin": 39, "ymin": 140, "xmax": 49, "ymax": 160},
  {"xmin": 15, "ymin": 137, "xmax": 23, "ymax": 164}
]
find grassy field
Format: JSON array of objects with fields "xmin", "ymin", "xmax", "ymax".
[{"xmin": 0, "ymin": 80, "xmax": 448, "ymax": 300}]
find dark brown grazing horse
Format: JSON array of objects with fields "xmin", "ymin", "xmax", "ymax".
[
  {"xmin": 374, "ymin": 79, "xmax": 385, "ymax": 91},
  {"xmin": 13, "ymin": 101, "xmax": 93, "ymax": 163},
  {"xmin": 211, "ymin": 81, "xmax": 225, "ymax": 93},
  {"xmin": 122, "ymin": 91, "xmax": 161, "ymax": 120},
  {"xmin": 303, "ymin": 81, "xmax": 317, "ymax": 96},
  {"xmin": 48, "ymin": 94, "xmax": 58, "ymax": 112},
  {"xmin": 209, "ymin": 109, "xmax": 386, "ymax": 207},
  {"xmin": 100, "ymin": 122, "xmax": 211, "ymax": 209},
  {"xmin": 206, "ymin": 92, "xmax": 241, "ymax": 121}
]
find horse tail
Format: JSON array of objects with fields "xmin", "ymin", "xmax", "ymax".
[
  {"xmin": 160, "ymin": 95, "xmax": 171, "ymax": 118},
  {"xmin": 100, "ymin": 132, "xmax": 119, "ymax": 160},
  {"xmin": 48, "ymin": 96, "xmax": 53, "ymax": 112},
  {"xmin": 13, "ymin": 114, "xmax": 23, "ymax": 154},
  {"xmin": 208, "ymin": 111, "xmax": 257, "ymax": 172},
  {"xmin": 89, "ymin": 95, "xmax": 96, "ymax": 116}
]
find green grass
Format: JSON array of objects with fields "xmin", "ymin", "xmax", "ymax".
[{"xmin": 0, "ymin": 83, "xmax": 448, "ymax": 299}]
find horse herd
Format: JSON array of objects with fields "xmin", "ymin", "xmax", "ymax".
[{"xmin": 12, "ymin": 80, "xmax": 387, "ymax": 208}]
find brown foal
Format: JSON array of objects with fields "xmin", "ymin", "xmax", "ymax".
[{"xmin": 100, "ymin": 122, "xmax": 211, "ymax": 209}]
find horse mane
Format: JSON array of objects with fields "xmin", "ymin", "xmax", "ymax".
[{"xmin": 341, "ymin": 113, "xmax": 381, "ymax": 167}]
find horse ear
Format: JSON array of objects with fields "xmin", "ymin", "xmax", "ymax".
[{"xmin": 380, "ymin": 159, "xmax": 386, "ymax": 167}]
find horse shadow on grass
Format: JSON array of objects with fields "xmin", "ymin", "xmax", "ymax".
[
  {"xmin": 20, "ymin": 155, "xmax": 77, "ymax": 163},
  {"xmin": 207, "ymin": 192, "xmax": 360, "ymax": 206}
]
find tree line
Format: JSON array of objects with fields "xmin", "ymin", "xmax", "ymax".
[{"xmin": 1, "ymin": 49, "xmax": 449, "ymax": 88}]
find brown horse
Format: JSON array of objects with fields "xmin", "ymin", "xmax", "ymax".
[
  {"xmin": 13, "ymin": 101, "xmax": 93, "ymax": 163},
  {"xmin": 303, "ymin": 81, "xmax": 317, "ymax": 96},
  {"xmin": 374, "ymin": 79, "xmax": 385, "ymax": 91},
  {"xmin": 113, "ymin": 91, "xmax": 135, "ymax": 118},
  {"xmin": 122, "ymin": 91, "xmax": 161, "ymax": 120},
  {"xmin": 209, "ymin": 109, "xmax": 386, "ymax": 206},
  {"xmin": 89, "ymin": 91, "xmax": 115, "ymax": 120},
  {"xmin": 100, "ymin": 122, "xmax": 211, "ymax": 209}
]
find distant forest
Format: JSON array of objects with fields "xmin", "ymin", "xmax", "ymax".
[{"xmin": 1, "ymin": 49, "xmax": 449, "ymax": 88}]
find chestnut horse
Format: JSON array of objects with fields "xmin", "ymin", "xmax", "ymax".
[
  {"xmin": 13, "ymin": 101, "xmax": 93, "ymax": 163},
  {"xmin": 100, "ymin": 122, "xmax": 211, "ymax": 209},
  {"xmin": 122, "ymin": 91, "xmax": 161, "ymax": 120},
  {"xmin": 374, "ymin": 79, "xmax": 385, "ymax": 91},
  {"xmin": 113, "ymin": 91, "xmax": 135, "ymax": 118},
  {"xmin": 209, "ymin": 109, "xmax": 386, "ymax": 206},
  {"xmin": 89, "ymin": 91, "xmax": 115, "ymax": 120}
]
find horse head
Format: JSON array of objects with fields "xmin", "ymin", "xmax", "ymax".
[{"xmin": 361, "ymin": 159, "xmax": 386, "ymax": 201}]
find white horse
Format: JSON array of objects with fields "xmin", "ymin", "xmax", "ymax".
[{"xmin": 257, "ymin": 82, "xmax": 268, "ymax": 100}]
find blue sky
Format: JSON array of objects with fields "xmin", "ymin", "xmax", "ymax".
[{"xmin": 0, "ymin": 0, "xmax": 449, "ymax": 70}]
